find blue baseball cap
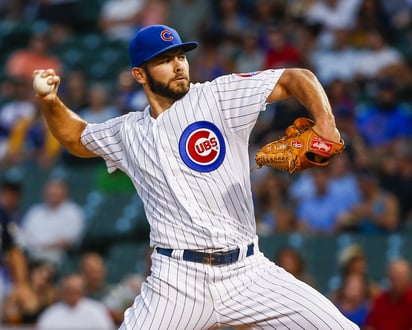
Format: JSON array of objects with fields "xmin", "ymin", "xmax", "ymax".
[{"xmin": 129, "ymin": 25, "xmax": 198, "ymax": 67}]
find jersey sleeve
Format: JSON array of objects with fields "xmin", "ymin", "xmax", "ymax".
[
  {"xmin": 80, "ymin": 115, "xmax": 128, "ymax": 173},
  {"xmin": 211, "ymin": 69, "xmax": 284, "ymax": 140}
]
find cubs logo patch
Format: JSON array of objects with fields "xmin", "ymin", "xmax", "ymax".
[{"xmin": 179, "ymin": 121, "xmax": 226, "ymax": 172}]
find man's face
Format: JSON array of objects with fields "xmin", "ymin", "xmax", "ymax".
[
  {"xmin": 44, "ymin": 181, "xmax": 67, "ymax": 208},
  {"xmin": 143, "ymin": 49, "xmax": 191, "ymax": 101},
  {"xmin": 61, "ymin": 275, "xmax": 84, "ymax": 307},
  {"xmin": 389, "ymin": 261, "xmax": 411, "ymax": 295}
]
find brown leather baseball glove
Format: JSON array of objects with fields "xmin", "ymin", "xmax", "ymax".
[{"xmin": 255, "ymin": 117, "xmax": 345, "ymax": 174}]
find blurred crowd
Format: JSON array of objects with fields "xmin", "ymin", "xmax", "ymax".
[
  {"xmin": 0, "ymin": 0, "xmax": 412, "ymax": 329},
  {"xmin": 275, "ymin": 243, "xmax": 412, "ymax": 329}
]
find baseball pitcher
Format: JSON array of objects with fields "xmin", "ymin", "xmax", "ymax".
[{"xmin": 33, "ymin": 24, "xmax": 356, "ymax": 330}]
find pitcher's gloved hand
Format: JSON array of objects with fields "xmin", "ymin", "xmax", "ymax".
[{"xmin": 255, "ymin": 117, "xmax": 345, "ymax": 174}]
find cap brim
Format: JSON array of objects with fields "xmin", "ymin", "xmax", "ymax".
[{"xmin": 140, "ymin": 41, "xmax": 198, "ymax": 66}]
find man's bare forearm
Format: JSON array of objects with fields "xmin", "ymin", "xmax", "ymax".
[
  {"xmin": 7, "ymin": 247, "xmax": 28, "ymax": 286},
  {"xmin": 268, "ymin": 68, "xmax": 340, "ymax": 142},
  {"xmin": 33, "ymin": 69, "xmax": 97, "ymax": 158},
  {"xmin": 41, "ymin": 95, "xmax": 95, "ymax": 157}
]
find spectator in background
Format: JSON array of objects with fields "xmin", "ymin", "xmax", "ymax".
[
  {"xmin": 234, "ymin": 30, "xmax": 264, "ymax": 73},
  {"xmin": 355, "ymin": 78, "xmax": 412, "ymax": 152},
  {"xmin": 0, "ymin": 75, "xmax": 21, "ymax": 107},
  {"xmin": 137, "ymin": 0, "xmax": 169, "ymax": 27},
  {"xmin": 331, "ymin": 272, "xmax": 372, "ymax": 328},
  {"xmin": 5, "ymin": 22, "xmax": 62, "ymax": 83},
  {"xmin": 287, "ymin": 169, "xmax": 316, "ymax": 204},
  {"xmin": 0, "ymin": 40, "xmax": 61, "ymax": 168},
  {"xmin": 382, "ymin": 0, "xmax": 412, "ymax": 30},
  {"xmin": 351, "ymin": 0, "xmax": 392, "ymax": 48},
  {"xmin": 354, "ymin": 29, "xmax": 408, "ymax": 85},
  {"xmin": 98, "ymin": 0, "xmax": 144, "ymax": 42},
  {"xmin": 364, "ymin": 258, "xmax": 412, "ymax": 330},
  {"xmin": 190, "ymin": 31, "xmax": 233, "ymax": 82},
  {"xmin": 328, "ymin": 244, "xmax": 379, "ymax": 327},
  {"xmin": 59, "ymin": 69, "xmax": 89, "ymax": 113},
  {"xmin": 331, "ymin": 244, "xmax": 381, "ymax": 301},
  {"xmin": 4, "ymin": 107, "xmax": 61, "ymax": 169},
  {"xmin": 0, "ymin": 77, "xmax": 37, "ymax": 164},
  {"xmin": 18, "ymin": 179, "xmax": 85, "ymax": 268},
  {"xmin": 253, "ymin": 170, "xmax": 295, "ymax": 236},
  {"xmin": 207, "ymin": 0, "xmax": 249, "ymax": 39},
  {"xmin": 36, "ymin": 273, "xmax": 115, "ymax": 330},
  {"xmin": 79, "ymin": 252, "xmax": 111, "ymax": 302},
  {"xmin": 378, "ymin": 139, "xmax": 412, "ymax": 226},
  {"xmin": 304, "ymin": 0, "xmax": 362, "ymax": 49},
  {"xmin": 0, "ymin": 178, "xmax": 24, "ymax": 225},
  {"xmin": 296, "ymin": 167, "xmax": 350, "ymax": 234},
  {"xmin": 77, "ymin": 82, "xmax": 120, "ymax": 124},
  {"xmin": 305, "ymin": 0, "xmax": 361, "ymax": 31},
  {"xmin": 168, "ymin": 0, "xmax": 212, "ymax": 43},
  {"xmin": 248, "ymin": 0, "xmax": 279, "ymax": 33},
  {"xmin": 310, "ymin": 28, "xmax": 361, "ymax": 86},
  {"xmin": 0, "ymin": 0, "xmax": 29, "ymax": 24},
  {"xmin": 274, "ymin": 245, "xmax": 316, "ymax": 288},
  {"xmin": 263, "ymin": 25, "xmax": 302, "ymax": 70},
  {"xmin": 337, "ymin": 169, "xmax": 400, "ymax": 234},
  {"xmin": 33, "ymin": 0, "xmax": 78, "ymax": 45},
  {"xmin": 0, "ymin": 180, "xmax": 31, "ymax": 324},
  {"xmin": 3, "ymin": 260, "xmax": 57, "ymax": 326},
  {"xmin": 114, "ymin": 68, "xmax": 147, "ymax": 114},
  {"xmin": 328, "ymin": 151, "xmax": 361, "ymax": 212}
]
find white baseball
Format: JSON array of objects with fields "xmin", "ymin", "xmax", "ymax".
[{"xmin": 33, "ymin": 71, "xmax": 55, "ymax": 95}]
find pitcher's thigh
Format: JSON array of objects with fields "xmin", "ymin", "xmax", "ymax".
[
  {"xmin": 255, "ymin": 265, "xmax": 359, "ymax": 329},
  {"xmin": 120, "ymin": 257, "xmax": 216, "ymax": 330},
  {"xmin": 217, "ymin": 256, "xmax": 359, "ymax": 330}
]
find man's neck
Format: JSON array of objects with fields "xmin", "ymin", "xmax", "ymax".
[{"xmin": 148, "ymin": 96, "xmax": 175, "ymax": 119}]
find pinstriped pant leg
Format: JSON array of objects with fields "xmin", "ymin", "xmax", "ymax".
[
  {"xmin": 120, "ymin": 250, "xmax": 359, "ymax": 330},
  {"xmin": 120, "ymin": 250, "xmax": 216, "ymax": 330},
  {"xmin": 211, "ymin": 252, "xmax": 360, "ymax": 330}
]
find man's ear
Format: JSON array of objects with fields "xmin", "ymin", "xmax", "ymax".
[{"xmin": 131, "ymin": 67, "xmax": 145, "ymax": 84}]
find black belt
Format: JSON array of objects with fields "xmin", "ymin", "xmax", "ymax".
[{"xmin": 156, "ymin": 243, "xmax": 254, "ymax": 266}]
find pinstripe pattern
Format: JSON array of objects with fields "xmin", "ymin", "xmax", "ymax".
[
  {"xmin": 119, "ymin": 247, "xmax": 358, "ymax": 330},
  {"xmin": 80, "ymin": 69, "xmax": 359, "ymax": 329},
  {"xmin": 81, "ymin": 69, "xmax": 283, "ymax": 250}
]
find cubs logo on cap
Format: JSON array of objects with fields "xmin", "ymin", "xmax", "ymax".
[
  {"xmin": 179, "ymin": 121, "xmax": 226, "ymax": 172},
  {"xmin": 129, "ymin": 24, "xmax": 198, "ymax": 67}
]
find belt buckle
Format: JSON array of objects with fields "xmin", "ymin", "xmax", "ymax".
[{"xmin": 203, "ymin": 253, "xmax": 215, "ymax": 265}]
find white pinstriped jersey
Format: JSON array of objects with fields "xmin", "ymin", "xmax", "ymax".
[{"xmin": 80, "ymin": 69, "xmax": 284, "ymax": 250}]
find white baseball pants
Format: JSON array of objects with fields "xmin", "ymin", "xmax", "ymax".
[{"xmin": 120, "ymin": 246, "xmax": 359, "ymax": 330}]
